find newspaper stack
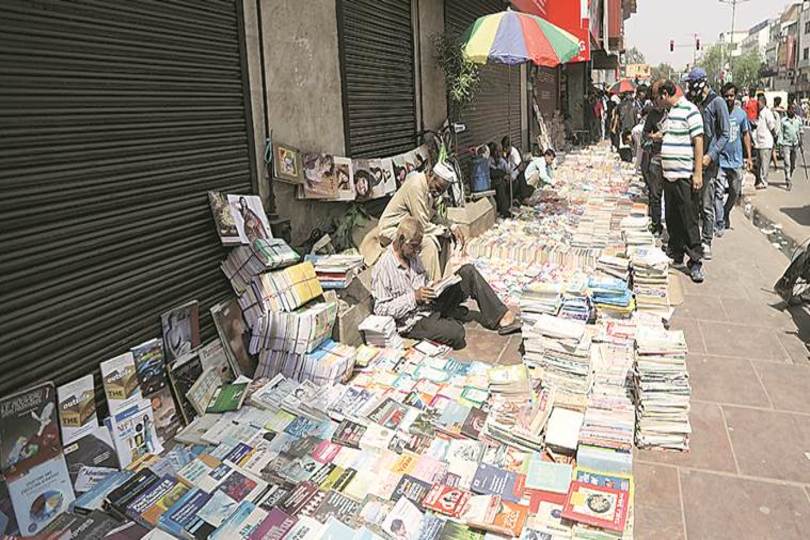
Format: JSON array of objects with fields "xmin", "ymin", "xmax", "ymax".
[
  {"xmin": 359, "ymin": 315, "xmax": 403, "ymax": 349},
  {"xmin": 631, "ymin": 246, "xmax": 672, "ymax": 317},
  {"xmin": 221, "ymin": 238, "xmax": 300, "ymax": 294},
  {"xmin": 255, "ymin": 339, "xmax": 356, "ymax": 385},
  {"xmin": 522, "ymin": 314, "xmax": 593, "ymax": 411},
  {"xmin": 634, "ymin": 325, "xmax": 691, "ymax": 450},
  {"xmin": 589, "ymin": 276, "xmax": 634, "ymax": 319},
  {"xmin": 303, "ymin": 254, "xmax": 365, "ymax": 290},
  {"xmin": 249, "ymin": 300, "xmax": 338, "ymax": 355}
]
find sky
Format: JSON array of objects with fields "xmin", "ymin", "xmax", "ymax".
[{"xmin": 624, "ymin": 0, "xmax": 796, "ymax": 69}]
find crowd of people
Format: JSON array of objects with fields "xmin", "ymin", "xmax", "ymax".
[{"xmin": 588, "ymin": 70, "xmax": 806, "ymax": 284}]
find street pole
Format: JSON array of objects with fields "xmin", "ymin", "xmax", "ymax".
[{"xmin": 720, "ymin": 0, "xmax": 752, "ymax": 72}]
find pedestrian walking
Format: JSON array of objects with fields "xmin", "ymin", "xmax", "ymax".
[
  {"xmin": 657, "ymin": 79, "xmax": 705, "ymax": 283},
  {"xmin": 781, "ymin": 105, "xmax": 803, "ymax": 191},
  {"xmin": 754, "ymin": 94, "xmax": 778, "ymax": 189},
  {"xmin": 716, "ymin": 83, "xmax": 753, "ymax": 234},
  {"xmin": 642, "ymin": 80, "xmax": 668, "ymax": 237},
  {"xmin": 685, "ymin": 68, "xmax": 730, "ymax": 261}
]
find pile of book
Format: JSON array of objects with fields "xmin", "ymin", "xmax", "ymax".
[
  {"xmin": 634, "ymin": 324, "xmax": 691, "ymax": 450},
  {"xmin": 249, "ymin": 299, "xmax": 338, "ymax": 355},
  {"xmin": 559, "ymin": 277, "xmax": 592, "ymax": 322},
  {"xmin": 239, "ymin": 261, "xmax": 324, "ymax": 326},
  {"xmin": 589, "ymin": 275, "xmax": 635, "ymax": 318},
  {"xmin": 522, "ymin": 314, "xmax": 593, "ymax": 411},
  {"xmin": 620, "ymin": 215, "xmax": 655, "ymax": 249},
  {"xmin": 631, "ymin": 246, "xmax": 672, "ymax": 317},
  {"xmin": 359, "ymin": 314, "xmax": 404, "ymax": 349},
  {"xmin": 221, "ymin": 238, "xmax": 301, "ymax": 294},
  {"xmin": 304, "ymin": 254, "xmax": 365, "ymax": 289},
  {"xmin": 255, "ymin": 339, "xmax": 357, "ymax": 385},
  {"xmin": 519, "ymin": 282, "xmax": 562, "ymax": 323},
  {"xmin": 597, "ymin": 254, "xmax": 631, "ymax": 281}
]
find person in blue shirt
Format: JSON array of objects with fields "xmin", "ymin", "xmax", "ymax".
[{"xmin": 716, "ymin": 82, "xmax": 753, "ymax": 234}]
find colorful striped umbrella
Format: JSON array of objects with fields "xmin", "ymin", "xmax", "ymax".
[
  {"xmin": 609, "ymin": 79, "xmax": 637, "ymax": 94},
  {"xmin": 462, "ymin": 9, "xmax": 581, "ymax": 67}
]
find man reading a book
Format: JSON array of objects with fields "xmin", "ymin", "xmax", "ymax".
[
  {"xmin": 371, "ymin": 217, "xmax": 520, "ymax": 349},
  {"xmin": 360, "ymin": 162, "xmax": 465, "ymax": 282}
]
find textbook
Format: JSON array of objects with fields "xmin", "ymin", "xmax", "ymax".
[
  {"xmin": 0, "ymin": 381, "xmax": 61, "ymax": 478},
  {"xmin": 101, "ymin": 353, "xmax": 143, "ymax": 415},
  {"xmin": 63, "ymin": 425, "xmax": 120, "ymax": 493},
  {"xmin": 7, "ymin": 455, "xmax": 75, "ymax": 536},
  {"xmin": 57, "ymin": 375, "xmax": 98, "ymax": 445}
]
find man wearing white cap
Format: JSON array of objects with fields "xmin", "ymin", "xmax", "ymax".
[{"xmin": 360, "ymin": 162, "xmax": 465, "ymax": 281}]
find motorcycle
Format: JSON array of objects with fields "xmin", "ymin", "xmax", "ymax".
[{"xmin": 774, "ymin": 236, "xmax": 810, "ymax": 305}]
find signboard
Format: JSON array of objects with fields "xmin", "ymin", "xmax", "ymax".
[
  {"xmin": 624, "ymin": 64, "xmax": 651, "ymax": 80},
  {"xmin": 512, "ymin": 0, "xmax": 591, "ymax": 63}
]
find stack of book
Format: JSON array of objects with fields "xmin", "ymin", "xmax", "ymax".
[
  {"xmin": 522, "ymin": 314, "xmax": 593, "ymax": 411},
  {"xmin": 559, "ymin": 277, "xmax": 591, "ymax": 322},
  {"xmin": 634, "ymin": 325, "xmax": 691, "ymax": 450},
  {"xmin": 596, "ymin": 254, "xmax": 630, "ymax": 281},
  {"xmin": 249, "ymin": 299, "xmax": 338, "ymax": 356},
  {"xmin": 239, "ymin": 261, "xmax": 324, "ymax": 326},
  {"xmin": 620, "ymin": 215, "xmax": 654, "ymax": 248},
  {"xmin": 359, "ymin": 315, "xmax": 404, "ymax": 349},
  {"xmin": 588, "ymin": 276, "xmax": 634, "ymax": 319},
  {"xmin": 631, "ymin": 246, "xmax": 672, "ymax": 317},
  {"xmin": 303, "ymin": 254, "xmax": 365, "ymax": 289},
  {"xmin": 519, "ymin": 282, "xmax": 562, "ymax": 323},
  {"xmin": 256, "ymin": 339, "xmax": 357, "ymax": 385},
  {"xmin": 221, "ymin": 238, "xmax": 300, "ymax": 294}
]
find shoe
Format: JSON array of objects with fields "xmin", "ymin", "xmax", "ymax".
[
  {"xmin": 756, "ymin": 183, "xmax": 767, "ymax": 190},
  {"xmin": 668, "ymin": 253, "xmax": 685, "ymax": 267},
  {"xmin": 497, "ymin": 320, "xmax": 522, "ymax": 336},
  {"xmin": 715, "ymin": 228, "xmax": 725, "ymax": 238},
  {"xmin": 702, "ymin": 244, "xmax": 712, "ymax": 260},
  {"xmin": 688, "ymin": 260, "xmax": 705, "ymax": 283},
  {"xmin": 787, "ymin": 183, "xmax": 793, "ymax": 191}
]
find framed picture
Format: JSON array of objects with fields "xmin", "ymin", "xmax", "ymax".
[
  {"xmin": 273, "ymin": 143, "xmax": 303, "ymax": 184},
  {"xmin": 302, "ymin": 153, "xmax": 339, "ymax": 200},
  {"xmin": 334, "ymin": 157, "xmax": 356, "ymax": 201}
]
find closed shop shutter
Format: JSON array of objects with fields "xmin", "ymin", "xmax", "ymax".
[
  {"xmin": 0, "ymin": 0, "xmax": 256, "ymax": 397},
  {"xmin": 445, "ymin": 0, "xmax": 522, "ymax": 154},
  {"xmin": 339, "ymin": 0, "xmax": 417, "ymax": 158}
]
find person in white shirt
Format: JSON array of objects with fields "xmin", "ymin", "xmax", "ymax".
[
  {"xmin": 524, "ymin": 149, "xmax": 556, "ymax": 187},
  {"xmin": 754, "ymin": 94, "xmax": 777, "ymax": 188},
  {"xmin": 501, "ymin": 136, "xmax": 522, "ymax": 179}
]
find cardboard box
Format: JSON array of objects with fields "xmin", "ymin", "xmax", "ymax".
[{"xmin": 332, "ymin": 267, "xmax": 373, "ymax": 347}]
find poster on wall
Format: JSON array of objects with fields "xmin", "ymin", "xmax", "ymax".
[
  {"xmin": 302, "ymin": 153, "xmax": 339, "ymax": 200},
  {"xmin": 227, "ymin": 194, "xmax": 273, "ymax": 244},
  {"xmin": 333, "ymin": 157, "xmax": 355, "ymax": 201},
  {"xmin": 273, "ymin": 143, "xmax": 304, "ymax": 184},
  {"xmin": 370, "ymin": 158, "xmax": 397, "ymax": 199}
]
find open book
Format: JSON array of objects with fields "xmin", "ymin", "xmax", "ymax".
[{"xmin": 429, "ymin": 274, "xmax": 462, "ymax": 297}]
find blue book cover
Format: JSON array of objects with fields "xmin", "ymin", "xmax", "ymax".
[
  {"xmin": 209, "ymin": 500, "xmax": 258, "ymax": 540},
  {"xmin": 319, "ymin": 516, "xmax": 355, "ymax": 540},
  {"xmin": 158, "ymin": 488, "xmax": 215, "ymax": 540},
  {"xmin": 124, "ymin": 475, "xmax": 177, "ymax": 527},
  {"xmin": 575, "ymin": 445, "xmax": 632, "ymax": 476},
  {"xmin": 416, "ymin": 513, "xmax": 446, "ymax": 540},
  {"xmin": 470, "ymin": 462, "xmax": 523, "ymax": 502},
  {"xmin": 525, "ymin": 459, "xmax": 572, "ymax": 494},
  {"xmin": 284, "ymin": 416, "xmax": 321, "ymax": 438},
  {"xmin": 73, "ymin": 470, "xmax": 133, "ymax": 513}
]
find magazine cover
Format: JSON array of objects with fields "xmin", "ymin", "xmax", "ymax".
[
  {"xmin": 63, "ymin": 425, "xmax": 119, "ymax": 494},
  {"xmin": 227, "ymin": 194, "xmax": 272, "ymax": 244},
  {"xmin": 7, "ymin": 454, "xmax": 75, "ymax": 536},
  {"xmin": 167, "ymin": 351, "xmax": 204, "ymax": 425},
  {"xmin": 100, "ymin": 352, "xmax": 143, "ymax": 414},
  {"xmin": 131, "ymin": 338, "xmax": 168, "ymax": 396},
  {"xmin": 381, "ymin": 497, "xmax": 423, "ymax": 540},
  {"xmin": 160, "ymin": 301, "xmax": 201, "ymax": 363},
  {"xmin": 0, "ymin": 381, "xmax": 61, "ymax": 478},
  {"xmin": 560, "ymin": 481, "xmax": 629, "ymax": 532},
  {"xmin": 333, "ymin": 157, "xmax": 355, "ymax": 201},
  {"xmin": 371, "ymin": 158, "xmax": 397, "ymax": 199},
  {"xmin": 146, "ymin": 386, "xmax": 181, "ymax": 443},
  {"xmin": 57, "ymin": 374, "xmax": 98, "ymax": 445},
  {"xmin": 109, "ymin": 400, "xmax": 163, "ymax": 469},
  {"xmin": 187, "ymin": 367, "xmax": 221, "ymax": 417},
  {"xmin": 273, "ymin": 143, "xmax": 304, "ymax": 184},
  {"xmin": 198, "ymin": 339, "xmax": 235, "ymax": 383},
  {"xmin": 208, "ymin": 191, "xmax": 241, "ymax": 245},
  {"xmin": 211, "ymin": 299, "xmax": 256, "ymax": 378},
  {"xmin": 302, "ymin": 153, "xmax": 338, "ymax": 200}
]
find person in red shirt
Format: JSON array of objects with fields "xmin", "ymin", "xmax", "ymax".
[{"xmin": 744, "ymin": 87, "xmax": 759, "ymax": 123}]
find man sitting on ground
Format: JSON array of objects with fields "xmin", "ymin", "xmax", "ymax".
[
  {"xmin": 371, "ymin": 217, "xmax": 520, "ymax": 350},
  {"xmin": 360, "ymin": 162, "xmax": 464, "ymax": 282},
  {"xmin": 524, "ymin": 149, "xmax": 556, "ymax": 188}
]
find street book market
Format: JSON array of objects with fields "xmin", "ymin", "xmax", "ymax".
[{"xmin": 0, "ymin": 143, "xmax": 692, "ymax": 540}]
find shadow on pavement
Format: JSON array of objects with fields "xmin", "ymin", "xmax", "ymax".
[{"xmin": 781, "ymin": 206, "xmax": 810, "ymax": 227}]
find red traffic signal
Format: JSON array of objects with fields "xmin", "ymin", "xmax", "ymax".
[{"xmin": 670, "ymin": 40, "xmax": 674, "ymax": 52}]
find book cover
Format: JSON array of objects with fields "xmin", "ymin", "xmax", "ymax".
[
  {"xmin": 310, "ymin": 490, "xmax": 361, "ymax": 527},
  {"xmin": 421, "ymin": 484, "xmax": 471, "ymax": 518},
  {"xmin": 460, "ymin": 408, "xmax": 486, "ymax": 440},
  {"xmin": 74, "ymin": 470, "xmax": 132, "ymax": 514},
  {"xmin": 167, "ymin": 352, "xmax": 205, "ymax": 425},
  {"xmin": 57, "ymin": 375, "xmax": 98, "ymax": 445},
  {"xmin": 209, "ymin": 499, "xmax": 266, "ymax": 540},
  {"xmin": 139, "ymin": 477, "xmax": 191, "ymax": 528},
  {"xmin": 525, "ymin": 460, "xmax": 572, "ymax": 494},
  {"xmin": 197, "ymin": 489, "xmax": 239, "ymax": 528},
  {"xmin": 332, "ymin": 420, "xmax": 366, "ymax": 449},
  {"xmin": 206, "ymin": 382, "xmax": 249, "ymax": 414},
  {"xmin": 278, "ymin": 481, "xmax": 320, "ymax": 516},
  {"xmin": 145, "ymin": 386, "xmax": 181, "ymax": 444},
  {"xmin": 101, "ymin": 353, "xmax": 143, "ymax": 414},
  {"xmin": 391, "ymin": 475, "xmax": 431, "ymax": 506},
  {"xmin": 36, "ymin": 509, "xmax": 119, "ymax": 540},
  {"xmin": 63, "ymin": 425, "xmax": 120, "ymax": 493},
  {"xmin": 438, "ymin": 521, "xmax": 484, "ymax": 540},
  {"xmin": 104, "ymin": 468, "xmax": 159, "ymax": 519},
  {"xmin": 108, "ymin": 400, "xmax": 163, "ymax": 469},
  {"xmin": 123, "ymin": 475, "xmax": 177, "ymax": 527},
  {"xmin": 479, "ymin": 499, "xmax": 529, "ymax": 537},
  {"xmin": 560, "ymin": 481, "xmax": 629, "ymax": 533},
  {"xmin": 187, "ymin": 368, "xmax": 221, "ymax": 416},
  {"xmin": 211, "ymin": 299, "xmax": 256, "ymax": 378},
  {"xmin": 131, "ymin": 338, "xmax": 169, "ymax": 397},
  {"xmin": 416, "ymin": 513, "xmax": 446, "ymax": 540},
  {"xmin": 227, "ymin": 194, "xmax": 273, "ymax": 245},
  {"xmin": 381, "ymin": 497, "xmax": 423, "ymax": 540},
  {"xmin": 208, "ymin": 191, "xmax": 242, "ymax": 245},
  {"xmin": 161, "ymin": 301, "xmax": 201, "ymax": 363},
  {"xmin": 101, "ymin": 521, "xmax": 151, "ymax": 539},
  {"xmin": 248, "ymin": 507, "xmax": 298, "ymax": 540},
  {"xmin": 470, "ymin": 463, "xmax": 525, "ymax": 503},
  {"xmin": 0, "ymin": 478, "xmax": 19, "ymax": 536},
  {"xmin": 316, "ymin": 516, "xmax": 355, "ymax": 540},
  {"xmin": 158, "ymin": 487, "xmax": 214, "ymax": 540},
  {"xmin": 282, "ymin": 516, "xmax": 321, "ymax": 540},
  {"xmin": 0, "ymin": 382, "xmax": 61, "ymax": 479},
  {"xmin": 199, "ymin": 339, "xmax": 236, "ymax": 383},
  {"xmin": 7, "ymin": 454, "xmax": 75, "ymax": 537}
]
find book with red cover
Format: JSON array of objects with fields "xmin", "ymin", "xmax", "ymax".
[
  {"xmin": 421, "ymin": 484, "xmax": 471, "ymax": 518},
  {"xmin": 560, "ymin": 481, "xmax": 629, "ymax": 533}
]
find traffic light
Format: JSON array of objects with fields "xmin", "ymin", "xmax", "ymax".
[{"xmin": 670, "ymin": 40, "xmax": 674, "ymax": 52}]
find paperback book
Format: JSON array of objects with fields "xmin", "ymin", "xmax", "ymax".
[
  {"xmin": 101, "ymin": 352, "xmax": 143, "ymax": 415},
  {"xmin": 57, "ymin": 374, "xmax": 98, "ymax": 445},
  {"xmin": 0, "ymin": 381, "xmax": 61, "ymax": 478},
  {"xmin": 7, "ymin": 454, "xmax": 75, "ymax": 536},
  {"xmin": 161, "ymin": 301, "xmax": 201, "ymax": 362},
  {"xmin": 63, "ymin": 425, "xmax": 120, "ymax": 494}
]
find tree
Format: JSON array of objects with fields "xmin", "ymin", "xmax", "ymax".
[
  {"xmin": 650, "ymin": 63, "xmax": 676, "ymax": 81},
  {"xmin": 624, "ymin": 47, "xmax": 646, "ymax": 65},
  {"xmin": 434, "ymin": 32, "xmax": 480, "ymax": 121},
  {"xmin": 697, "ymin": 43, "xmax": 725, "ymax": 88},
  {"xmin": 732, "ymin": 49, "xmax": 763, "ymax": 91}
]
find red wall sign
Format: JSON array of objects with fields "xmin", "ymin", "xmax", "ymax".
[{"xmin": 512, "ymin": 0, "xmax": 591, "ymax": 62}]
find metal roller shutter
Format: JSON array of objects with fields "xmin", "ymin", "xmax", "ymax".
[
  {"xmin": 445, "ymin": 0, "xmax": 522, "ymax": 153},
  {"xmin": 0, "ymin": 0, "xmax": 257, "ymax": 398},
  {"xmin": 339, "ymin": 0, "xmax": 417, "ymax": 158}
]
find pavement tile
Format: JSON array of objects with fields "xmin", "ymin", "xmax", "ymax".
[
  {"xmin": 775, "ymin": 331, "xmax": 810, "ymax": 364},
  {"xmin": 681, "ymin": 274, "xmax": 750, "ymax": 300},
  {"xmin": 674, "ymin": 294, "xmax": 728, "ymax": 322},
  {"xmin": 636, "ymin": 401, "xmax": 736, "ymax": 473},
  {"xmin": 680, "ymin": 469, "xmax": 810, "ymax": 540},
  {"xmin": 720, "ymin": 297, "xmax": 794, "ymax": 329},
  {"xmin": 632, "ymin": 463, "xmax": 685, "ymax": 540},
  {"xmin": 753, "ymin": 362, "xmax": 810, "ymax": 413},
  {"xmin": 454, "ymin": 329, "xmax": 509, "ymax": 364},
  {"xmin": 687, "ymin": 355, "xmax": 770, "ymax": 407},
  {"xmin": 698, "ymin": 320, "xmax": 790, "ymax": 362},
  {"xmin": 497, "ymin": 335, "xmax": 522, "ymax": 365},
  {"xmin": 668, "ymin": 317, "xmax": 705, "ymax": 354},
  {"xmin": 722, "ymin": 406, "xmax": 810, "ymax": 484}
]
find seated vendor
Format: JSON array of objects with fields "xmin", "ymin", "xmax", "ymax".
[
  {"xmin": 524, "ymin": 148, "xmax": 556, "ymax": 188},
  {"xmin": 360, "ymin": 162, "xmax": 464, "ymax": 282},
  {"xmin": 371, "ymin": 217, "xmax": 521, "ymax": 350}
]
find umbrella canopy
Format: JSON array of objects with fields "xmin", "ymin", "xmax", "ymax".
[
  {"xmin": 462, "ymin": 9, "xmax": 581, "ymax": 67},
  {"xmin": 609, "ymin": 79, "xmax": 637, "ymax": 94}
]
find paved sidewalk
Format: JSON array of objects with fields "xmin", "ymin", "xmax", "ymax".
[{"xmin": 634, "ymin": 214, "xmax": 810, "ymax": 539}]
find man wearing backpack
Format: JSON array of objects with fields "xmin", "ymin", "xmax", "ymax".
[{"xmin": 685, "ymin": 68, "xmax": 730, "ymax": 261}]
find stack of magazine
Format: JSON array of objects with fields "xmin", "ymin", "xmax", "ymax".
[
  {"xmin": 303, "ymin": 254, "xmax": 365, "ymax": 290},
  {"xmin": 222, "ymin": 238, "xmax": 301, "ymax": 294},
  {"xmin": 239, "ymin": 262, "xmax": 324, "ymax": 326},
  {"xmin": 249, "ymin": 299, "xmax": 338, "ymax": 356},
  {"xmin": 634, "ymin": 324, "xmax": 691, "ymax": 450},
  {"xmin": 358, "ymin": 315, "xmax": 404, "ymax": 349},
  {"xmin": 630, "ymin": 246, "xmax": 672, "ymax": 318}
]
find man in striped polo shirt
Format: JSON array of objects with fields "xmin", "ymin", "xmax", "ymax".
[{"xmin": 656, "ymin": 80, "xmax": 706, "ymax": 283}]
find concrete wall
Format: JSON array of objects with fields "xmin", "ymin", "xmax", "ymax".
[
  {"xmin": 417, "ymin": 0, "xmax": 448, "ymax": 131},
  {"xmin": 241, "ymin": 0, "xmax": 268, "ymax": 202},
  {"xmin": 244, "ymin": 0, "xmax": 349, "ymax": 245}
]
